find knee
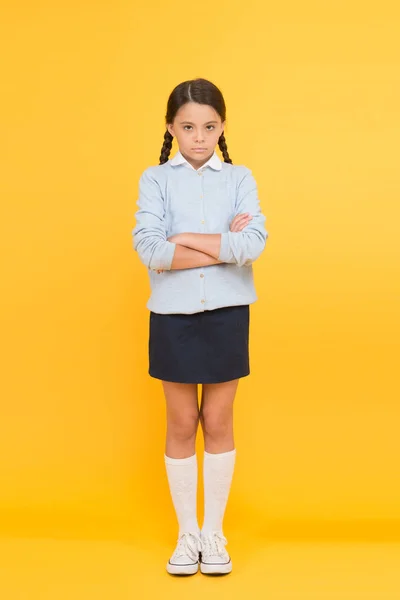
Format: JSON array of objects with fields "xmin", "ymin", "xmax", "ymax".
[
  {"xmin": 167, "ymin": 411, "xmax": 199, "ymax": 442},
  {"xmin": 200, "ymin": 408, "xmax": 232, "ymax": 441}
]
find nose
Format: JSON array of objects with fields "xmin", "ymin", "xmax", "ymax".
[{"xmin": 194, "ymin": 130, "xmax": 205, "ymax": 143}]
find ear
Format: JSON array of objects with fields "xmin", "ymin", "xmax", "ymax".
[{"xmin": 167, "ymin": 124, "xmax": 174, "ymax": 137}]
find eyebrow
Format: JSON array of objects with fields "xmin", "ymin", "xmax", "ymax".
[{"xmin": 179, "ymin": 120, "xmax": 219, "ymax": 125}]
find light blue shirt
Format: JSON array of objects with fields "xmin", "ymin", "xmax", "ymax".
[{"xmin": 132, "ymin": 149, "xmax": 268, "ymax": 314}]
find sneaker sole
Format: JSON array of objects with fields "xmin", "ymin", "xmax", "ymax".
[
  {"xmin": 166, "ymin": 561, "xmax": 199, "ymax": 575},
  {"xmin": 200, "ymin": 560, "xmax": 232, "ymax": 575}
]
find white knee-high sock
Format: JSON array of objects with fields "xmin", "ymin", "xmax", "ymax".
[
  {"xmin": 201, "ymin": 448, "xmax": 236, "ymax": 535},
  {"xmin": 164, "ymin": 453, "xmax": 200, "ymax": 536}
]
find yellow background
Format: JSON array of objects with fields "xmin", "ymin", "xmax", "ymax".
[{"xmin": 1, "ymin": 0, "xmax": 399, "ymax": 550}]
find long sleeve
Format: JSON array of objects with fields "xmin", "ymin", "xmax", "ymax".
[
  {"xmin": 132, "ymin": 167, "xmax": 176, "ymax": 271},
  {"xmin": 218, "ymin": 167, "xmax": 268, "ymax": 267}
]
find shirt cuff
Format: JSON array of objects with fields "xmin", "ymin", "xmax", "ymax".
[
  {"xmin": 163, "ymin": 241, "xmax": 177, "ymax": 270},
  {"xmin": 218, "ymin": 232, "xmax": 232, "ymax": 262}
]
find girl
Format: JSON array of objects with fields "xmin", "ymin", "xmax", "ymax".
[{"xmin": 132, "ymin": 78, "xmax": 268, "ymax": 576}]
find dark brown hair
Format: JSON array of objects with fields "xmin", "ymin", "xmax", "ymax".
[{"xmin": 159, "ymin": 78, "xmax": 233, "ymax": 165}]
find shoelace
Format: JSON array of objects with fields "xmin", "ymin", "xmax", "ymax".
[
  {"xmin": 201, "ymin": 531, "xmax": 228, "ymax": 558},
  {"xmin": 173, "ymin": 532, "xmax": 203, "ymax": 562}
]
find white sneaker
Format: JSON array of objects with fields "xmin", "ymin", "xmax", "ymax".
[
  {"xmin": 200, "ymin": 531, "xmax": 232, "ymax": 574},
  {"xmin": 166, "ymin": 531, "xmax": 202, "ymax": 575}
]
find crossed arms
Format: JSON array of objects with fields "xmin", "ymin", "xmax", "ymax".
[
  {"xmin": 132, "ymin": 167, "xmax": 268, "ymax": 272},
  {"xmin": 167, "ymin": 219, "xmax": 252, "ymax": 271}
]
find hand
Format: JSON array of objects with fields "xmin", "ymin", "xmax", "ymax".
[{"xmin": 230, "ymin": 213, "xmax": 253, "ymax": 232}]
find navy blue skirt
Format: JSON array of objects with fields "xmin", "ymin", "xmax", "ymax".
[{"xmin": 149, "ymin": 304, "xmax": 250, "ymax": 384}]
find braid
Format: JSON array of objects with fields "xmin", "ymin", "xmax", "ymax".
[
  {"xmin": 159, "ymin": 130, "xmax": 173, "ymax": 165},
  {"xmin": 218, "ymin": 132, "xmax": 233, "ymax": 164}
]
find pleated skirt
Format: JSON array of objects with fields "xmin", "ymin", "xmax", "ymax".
[{"xmin": 148, "ymin": 304, "xmax": 250, "ymax": 384}]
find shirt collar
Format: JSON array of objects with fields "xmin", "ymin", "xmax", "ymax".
[{"xmin": 169, "ymin": 149, "xmax": 222, "ymax": 171}]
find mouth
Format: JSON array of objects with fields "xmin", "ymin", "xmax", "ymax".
[{"xmin": 192, "ymin": 148, "xmax": 206, "ymax": 152}]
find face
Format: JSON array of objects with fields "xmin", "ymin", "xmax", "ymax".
[{"xmin": 167, "ymin": 102, "xmax": 225, "ymax": 169}]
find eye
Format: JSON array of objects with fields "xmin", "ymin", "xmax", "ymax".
[{"xmin": 183, "ymin": 125, "xmax": 215, "ymax": 131}]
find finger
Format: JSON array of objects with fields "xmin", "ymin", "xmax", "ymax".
[
  {"xmin": 235, "ymin": 214, "xmax": 251, "ymax": 225},
  {"xmin": 233, "ymin": 213, "xmax": 250, "ymax": 223},
  {"xmin": 231, "ymin": 215, "xmax": 252, "ymax": 232},
  {"xmin": 231, "ymin": 213, "xmax": 249, "ymax": 224},
  {"xmin": 237, "ymin": 223, "xmax": 250, "ymax": 231},
  {"xmin": 230, "ymin": 214, "xmax": 250, "ymax": 229}
]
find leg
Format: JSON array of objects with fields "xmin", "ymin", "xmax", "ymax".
[
  {"xmin": 163, "ymin": 381, "xmax": 199, "ymax": 458},
  {"xmin": 197, "ymin": 379, "xmax": 239, "ymax": 574},
  {"xmin": 199, "ymin": 380, "xmax": 238, "ymax": 532},
  {"xmin": 162, "ymin": 382, "xmax": 202, "ymax": 575},
  {"xmin": 199, "ymin": 379, "xmax": 238, "ymax": 453}
]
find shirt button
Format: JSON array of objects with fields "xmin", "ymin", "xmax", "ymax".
[
  {"xmin": 200, "ymin": 274, "xmax": 204, "ymax": 278},
  {"xmin": 201, "ymin": 220, "xmax": 205, "ymax": 224},
  {"xmin": 201, "ymin": 299, "xmax": 205, "ymax": 304}
]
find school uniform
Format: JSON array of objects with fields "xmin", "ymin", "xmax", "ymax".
[{"xmin": 132, "ymin": 150, "xmax": 268, "ymax": 384}]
